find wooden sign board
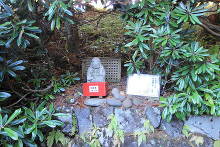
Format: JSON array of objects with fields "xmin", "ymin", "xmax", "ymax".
[{"xmin": 126, "ymin": 74, "xmax": 160, "ymax": 98}]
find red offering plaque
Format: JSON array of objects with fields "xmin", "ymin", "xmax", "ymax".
[{"xmin": 83, "ymin": 82, "xmax": 108, "ymax": 97}]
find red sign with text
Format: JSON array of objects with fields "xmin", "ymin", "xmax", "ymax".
[{"xmin": 83, "ymin": 82, "xmax": 108, "ymax": 96}]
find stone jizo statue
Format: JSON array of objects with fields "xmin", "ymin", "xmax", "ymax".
[{"xmin": 87, "ymin": 57, "xmax": 106, "ymax": 82}]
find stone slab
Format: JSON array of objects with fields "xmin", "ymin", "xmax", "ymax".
[
  {"xmin": 114, "ymin": 108, "xmax": 145, "ymax": 133},
  {"xmin": 73, "ymin": 108, "xmax": 92, "ymax": 135},
  {"xmin": 145, "ymin": 107, "xmax": 161, "ymax": 128},
  {"xmin": 185, "ymin": 116, "xmax": 220, "ymax": 140}
]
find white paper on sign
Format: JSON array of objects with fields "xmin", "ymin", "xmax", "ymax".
[
  {"xmin": 89, "ymin": 86, "xmax": 99, "ymax": 92},
  {"xmin": 126, "ymin": 74, "xmax": 160, "ymax": 98}
]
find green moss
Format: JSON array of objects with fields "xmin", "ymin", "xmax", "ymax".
[{"xmin": 79, "ymin": 12, "xmax": 126, "ymax": 56}]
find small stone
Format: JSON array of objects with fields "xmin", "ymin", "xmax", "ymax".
[
  {"xmin": 66, "ymin": 98, "xmax": 76, "ymax": 104},
  {"xmin": 132, "ymin": 97, "xmax": 144, "ymax": 106},
  {"xmin": 107, "ymin": 98, "xmax": 122, "ymax": 107},
  {"xmin": 70, "ymin": 98, "xmax": 76, "ymax": 103},
  {"xmin": 145, "ymin": 107, "xmax": 161, "ymax": 128},
  {"xmin": 111, "ymin": 88, "xmax": 125, "ymax": 101},
  {"xmin": 122, "ymin": 98, "xmax": 132, "ymax": 108},
  {"xmin": 84, "ymin": 98, "xmax": 106, "ymax": 107}
]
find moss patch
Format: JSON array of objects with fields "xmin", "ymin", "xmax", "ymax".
[{"xmin": 79, "ymin": 12, "xmax": 126, "ymax": 57}]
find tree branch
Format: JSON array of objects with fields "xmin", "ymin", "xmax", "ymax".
[
  {"xmin": 5, "ymin": 92, "xmax": 32, "ymax": 108},
  {"xmin": 199, "ymin": 17, "xmax": 220, "ymax": 37},
  {"xmin": 22, "ymin": 82, "xmax": 53, "ymax": 93}
]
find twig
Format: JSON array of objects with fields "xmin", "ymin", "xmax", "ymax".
[
  {"xmin": 5, "ymin": 92, "xmax": 32, "ymax": 108},
  {"xmin": 199, "ymin": 17, "xmax": 220, "ymax": 37},
  {"xmin": 22, "ymin": 82, "xmax": 53, "ymax": 93}
]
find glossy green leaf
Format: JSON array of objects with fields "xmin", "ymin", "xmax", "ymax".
[{"xmin": 4, "ymin": 128, "xmax": 19, "ymax": 140}]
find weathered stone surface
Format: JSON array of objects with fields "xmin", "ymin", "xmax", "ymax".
[
  {"xmin": 185, "ymin": 116, "xmax": 220, "ymax": 140},
  {"xmin": 84, "ymin": 98, "xmax": 106, "ymax": 107},
  {"xmin": 107, "ymin": 98, "xmax": 122, "ymax": 107},
  {"xmin": 160, "ymin": 119, "xmax": 184, "ymax": 138},
  {"xmin": 122, "ymin": 136, "xmax": 138, "ymax": 147},
  {"xmin": 62, "ymin": 123, "xmax": 72, "ymax": 134},
  {"xmin": 132, "ymin": 97, "xmax": 144, "ymax": 106},
  {"xmin": 87, "ymin": 57, "xmax": 105, "ymax": 82},
  {"xmin": 122, "ymin": 98, "xmax": 132, "ymax": 108},
  {"xmin": 57, "ymin": 113, "xmax": 73, "ymax": 135},
  {"xmin": 73, "ymin": 108, "xmax": 92, "ymax": 135},
  {"xmin": 92, "ymin": 106, "xmax": 114, "ymax": 127},
  {"xmin": 114, "ymin": 108, "xmax": 145, "ymax": 133},
  {"xmin": 111, "ymin": 88, "xmax": 125, "ymax": 101},
  {"xmin": 145, "ymin": 107, "xmax": 161, "ymax": 128},
  {"xmin": 97, "ymin": 128, "xmax": 112, "ymax": 147}
]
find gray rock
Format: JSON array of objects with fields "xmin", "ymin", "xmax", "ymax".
[
  {"xmin": 145, "ymin": 107, "xmax": 161, "ymax": 128},
  {"xmin": 84, "ymin": 98, "xmax": 106, "ymax": 107},
  {"xmin": 71, "ymin": 144, "xmax": 80, "ymax": 147},
  {"xmin": 114, "ymin": 108, "xmax": 145, "ymax": 133},
  {"xmin": 185, "ymin": 116, "xmax": 220, "ymax": 140},
  {"xmin": 122, "ymin": 136, "xmax": 138, "ymax": 147},
  {"xmin": 97, "ymin": 128, "xmax": 112, "ymax": 146},
  {"xmin": 62, "ymin": 123, "xmax": 72, "ymax": 134},
  {"xmin": 122, "ymin": 98, "xmax": 132, "ymax": 108},
  {"xmin": 57, "ymin": 113, "xmax": 73, "ymax": 135},
  {"xmin": 92, "ymin": 106, "xmax": 114, "ymax": 127},
  {"xmin": 160, "ymin": 119, "xmax": 184, "ymax": 138},
  {"xmin": 73, "ymin": 108, "xmax": 92, "ymax": 135},
  {"xmin": 111, "ymin": 88, "xmax": 125, "ymax": 101},
  {"xmin": 132, "ymin": 97, "xmax": 144, "ymax": 106},
  {"xmin": 107, "ymin": 98, "xmax": 122, "ymax": 107},
  {"xmin": 87, "ymin": 57, "xmax": 106, "ymax": 82}
]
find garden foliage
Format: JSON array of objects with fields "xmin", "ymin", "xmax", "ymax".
[
  {"xmin": 0, "ymin": 0, "xmax": 78, "ymax": 146},
  {"xmin": 123, "ymin": 0, "xmax": 220, "ymax": 121}
]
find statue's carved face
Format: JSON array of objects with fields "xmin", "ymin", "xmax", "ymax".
[{"xmin": 91, "ymin": 57, "xmax": 101, "ymax": 69}]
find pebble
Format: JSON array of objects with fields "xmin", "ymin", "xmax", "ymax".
[
  {"xmin": 106, "ymin": 98, "xmax": 122, "ymax": 107},
  {"xmin": 111, "ymin": 88, "xmax": 125, "ymax": 101},
  {"xmin": 70, "ymin": 98, "xmax": 75, "ymax": 103},
  {"xmin": 122, "ymin": 98, "xmax": 132, "ymax": 108}
]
